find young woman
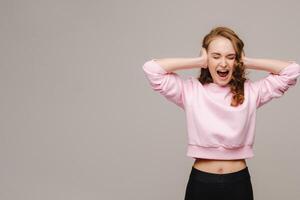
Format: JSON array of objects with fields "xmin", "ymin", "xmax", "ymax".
[{"xmin": 142, "ymin": 26, "xmax": 300, "ymax": 200}]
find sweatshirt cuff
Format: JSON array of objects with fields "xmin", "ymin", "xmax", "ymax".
[
  {"xmin": 279, "ymin": 61, "xmax": 300, "ymax": 76},
  {"xmin": 149, "ymin": 59, "xmax": 169, "ymax": 74}
]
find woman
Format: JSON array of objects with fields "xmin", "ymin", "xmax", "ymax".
[{"xmin": 142, "ymin": 26, "xmax": 300, "ymax": 200}]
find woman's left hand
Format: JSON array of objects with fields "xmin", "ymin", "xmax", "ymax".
[{"xmin": 241, "ymin": 51, "xmax": 248, "ymax": 67}]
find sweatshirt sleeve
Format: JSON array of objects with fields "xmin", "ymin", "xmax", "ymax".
[
  {"xmin": 142, "ymin": 59, "xmax": 189, "ymax": 110},
  {"xmin": 250, "ymin": 61, "xmax": 300, "ymax": 109}
]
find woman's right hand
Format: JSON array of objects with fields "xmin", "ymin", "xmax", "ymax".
[{"xmin": 199, "ymin": 47, "xmax": 208, "ymax": 68}]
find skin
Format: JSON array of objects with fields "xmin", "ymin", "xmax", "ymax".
[{"xmin": 193, "ymin": 37, "xmax": 247, "ymax": 174}]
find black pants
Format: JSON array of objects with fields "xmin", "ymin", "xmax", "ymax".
[{"xmin": 184, "ymin": 166, "xmax": 254, "ymax": 200}]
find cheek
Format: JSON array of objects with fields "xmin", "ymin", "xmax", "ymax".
[
  {"xmin": 208, "ymin": 58, "xmax": 216, "ymax": 64},
  {"xmin": 208, "ymin": 60, "xmax": 217, "ymax": 70},
  {"xmin": 207, "ymin": 64, "xmax": 216, "ymax": 73}
]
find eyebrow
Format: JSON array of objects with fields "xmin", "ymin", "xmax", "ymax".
[{"xmin": 211, "ymin": 52, "xmax": 236, "ymax": 56}]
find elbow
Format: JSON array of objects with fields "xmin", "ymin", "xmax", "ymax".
[
  {"xmin": 278, "ymin": 62, "xmax": 300, "ymax": 84},
  {"xmin": 142, "ymin": 60, "xmax": 152, "ymax": 72}
]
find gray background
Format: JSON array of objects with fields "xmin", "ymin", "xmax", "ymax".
[{"xmin": 1, "ymin": 0, "xmax": 299, "ymax": 199}]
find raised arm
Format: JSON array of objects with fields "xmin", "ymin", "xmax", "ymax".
[
  {"xmin": 244, "ymin": 56, "xmax": 300, "ymax": 108},
  {"xmin": 243, "ymin": 57, "xmax": 293, "ymax": 74},
  {"xmin": 142, "ymin": 56, "xmax": 206, "ymax": 109},
  {"xmin": 154, "ymin": 57, "xmax": 207, "ymax": 72}
]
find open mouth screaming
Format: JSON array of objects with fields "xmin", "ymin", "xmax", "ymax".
[{"xmin": 217, "ymin": 69, "xmax": 230, "ymax": 79}]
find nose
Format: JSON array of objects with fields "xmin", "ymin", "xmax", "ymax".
[{"xmin": 220, "ymin": 58, "xmax": 227, "ymax": 67}]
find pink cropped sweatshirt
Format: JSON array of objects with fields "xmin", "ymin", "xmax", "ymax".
[{"xmin": 142, "ymin": 59, "xmax": 300, "ymax": 160}]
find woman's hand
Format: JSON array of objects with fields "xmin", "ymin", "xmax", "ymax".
[
  {"xmin": 199, "ymin": 47, "xmax": 208, "ymax": 69},
  {"xmin": 241, "ymin": 51, "xmax": 249, "ymax": 67}
]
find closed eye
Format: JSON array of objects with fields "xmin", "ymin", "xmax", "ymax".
[{"xmin": 213, "ymin": 57, "xmax": 235, "ymax": 59}]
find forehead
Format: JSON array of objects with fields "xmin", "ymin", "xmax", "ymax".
[{"xmin": 208, "ymin": 37, "xmax": 235, "ymax": 55}]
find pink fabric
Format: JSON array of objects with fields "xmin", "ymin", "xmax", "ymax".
[{"xmin": 142, "ymin": 59, "xmax": 300, "ymax": 160}]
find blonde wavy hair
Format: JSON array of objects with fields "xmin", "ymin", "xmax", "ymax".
[{"xmin": 197, "ymin": 26, "xmax": 249, "ymax": 107}]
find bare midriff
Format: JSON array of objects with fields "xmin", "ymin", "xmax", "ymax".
[{"xmin": 193, "ymin": 158, "xmax": 247, "ymax": 174}]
